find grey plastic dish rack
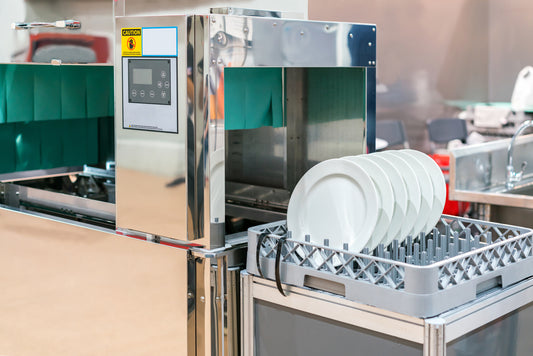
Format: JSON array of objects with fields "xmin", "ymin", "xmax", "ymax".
[{"xmin": 246, "ymin": 215, "xmax": 533, "ymax": 317}]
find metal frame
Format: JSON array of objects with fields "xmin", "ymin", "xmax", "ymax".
[
  {"xmin": 241, "ymin": 271, "xmax": 533, "ymax": 356},
  {"xmin": 115, "ymin": 13, "xmax": 377, "ymax": 249}
]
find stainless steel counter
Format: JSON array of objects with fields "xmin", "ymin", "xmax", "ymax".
[{"xmin": 450, "ymin": 134, "xmax": 533, "ymax": 226}]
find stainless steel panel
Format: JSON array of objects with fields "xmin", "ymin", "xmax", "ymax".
[
  {"xmin": 225, "ymin": 127, "xmax": 286, "ymax": 189},
  {"xmin": 225, "ymin": 66, "xmax": 369, "ymax": 213},
  {"xmin": 447, "ymin": 302, "xmax": 533, "ymax": 356},
  {"xmin": 242, "ymin": 272, "xmax": 533, "ymax": 356},
  {"xmin": 192, "ymin": 242, "xmax": 246, "ymax": 356},
  {"xmin": 4, "ymin": 184, "xmax": 115, "ymax": 222},
  {"xmin": 0, "ymin": 207, "xmax": 189, "ymax": 355},
  {"xmin": 208, "ymin": 15, "xmax": 376, "ymax": 68},
  {"xmin": 116, "ymin": 13, "xmax": 374, "ymax": 247},
  {"xmin": 210, "ymin": 259, "xmax": 242, "ymax": 356},
  {"xmin": 115, "ymin": 16, "xmax": 189, "ymax": 241}
]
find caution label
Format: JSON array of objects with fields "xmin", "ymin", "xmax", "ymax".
[{"xmin": 122, "ymin": 28, "xmax": 142, "ymax": 56}]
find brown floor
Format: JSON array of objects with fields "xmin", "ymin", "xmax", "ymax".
[{"xmin": 0, "ymin": 208, "xmax": 188, "ymax": 355}]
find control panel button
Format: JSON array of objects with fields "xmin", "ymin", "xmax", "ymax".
[
  {"xmin": 149, "ymin": 90, "xmax": 155, "ymax": 98},
  {"xmin": 157, "ymin": 81, "xmax": 163, "ymax": 88},
  {"xmin": 140, "ymin": 90, "xmax": 145, "ymax": 98},
  {"xmin": 161, "ymin": 70, "xmax": 167, "ymax": 78},
  {"xmin": 161, "ymin": 90, "xmax": 167, "ymax": 99},
  {"xmin": 131, "ymin": 89, "xmax": 137, "ymax": 97},
  {"xmin": 164, "ymin": 81, "xmax": 170, "ymax": 89}
]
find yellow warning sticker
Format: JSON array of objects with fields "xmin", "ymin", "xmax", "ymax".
[{"xmin": 121, "ymin": 28, "xmax": 142, "ymax": 56}]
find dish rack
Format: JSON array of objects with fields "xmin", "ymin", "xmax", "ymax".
[{"xmin": 246, "ymin": 215, "xmax": 533, "ymax": 317}]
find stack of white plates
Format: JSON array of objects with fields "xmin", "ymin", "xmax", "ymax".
[{"xmin": 287, "ymin": 149, "xmax": 446, "ymax": 253}]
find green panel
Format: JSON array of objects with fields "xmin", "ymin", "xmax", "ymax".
[
  {"xmin": 39, "ymin": 121, "xmax": 63, "ymax": 169},
  {"xmin": 87, "ymin": 66, "xmax": 113, "ymax": 118},
  {"xmin": 34, "ymin": 66, "xmax": 61, "ymax": 121},
  {"xmin": 61, "ymin": 66, "xmax": 87, "ymax": 120},
  {"xmin": 0, "ymin": 66, "xmax": 6, "ymax": 124},
  {"xmin": 307, "ymin": 68, "xmax": 366, "ymax": 123},
  {"xmin": 98, "ymin": 116, "xmax": 114, "ymax": 163},
  {"xmin": 15, "ymin": 122, "xmax": 41, "ymax": 171},
  {"xmin": 224, "ymin": 68, "xmax": 283, "ymax": 130},
  {"xmin": 6, "ymin": 65, "xmax": 34, "ymax": 123},
  {"xmin": 86, "ymin": 118, "xmax": 99, "ymax": 164},
  {"xmin": 108, "ymin": 80, "xmax": 115, "ymax": 117},
  {"xmin": 0, "ymin": 65, "xmax": 115, "ymax": 173},
  {"xmin": 62, "ymin": 119, "xmax": 88, "ymax": 166},
  {"xmin": 0, "ymin": 123, "xmax": 16, "ymax": 173}
]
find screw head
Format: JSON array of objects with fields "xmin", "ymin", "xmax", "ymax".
[
  {"xmin": 373, "ymin": 27, "xmax": 376, "ymax": 32},
  {"xmin": 243, "ymin": 27, "xmax": 249, "ymax": 33},
  {"xmin": 349, "ymin": 33, "xmax": 354, "ymax": 39},
  {"xmin": 211, "ymin": 17, "xmax": 216, "ymax": 23},
  {"xmin": 300, "ymin": 31, "xmax": 304, "ymax": 36},
  {"xmin": 273, "ymin": 22, "xmax": 277, "ymax": 27},
  {"xmin": 368, "ymin": 42, "xmax": 372, "ymax": 46}
]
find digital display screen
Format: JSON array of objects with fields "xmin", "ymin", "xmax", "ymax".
[{"xmin": 133, "ymin": 68, "xmax": 152, "ymax": 85}]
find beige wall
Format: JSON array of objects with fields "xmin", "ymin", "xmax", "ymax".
[
  {"xmin": 0, "ymin": 0, "xmax": 26, "ymax": 62},
  {"xmin": 488, "ymin": 0, "xmax": 533, "ymax": 101},
  {"xmin": 310, "ymin": 0, "xmax": 532, "ymax": 151}
]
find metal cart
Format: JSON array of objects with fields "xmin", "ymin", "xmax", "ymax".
[{"xmin": 243, "ymin": 216, "xmax": 533, "ymax": 355}]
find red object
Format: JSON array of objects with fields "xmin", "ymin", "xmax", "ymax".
[
  {"xmin": 27, "ymin": 33, "xmax": 110, "ymax": 63},
  {"xmin": 430, "ymin": 154, "xmax": 470, "ymax": 216}
]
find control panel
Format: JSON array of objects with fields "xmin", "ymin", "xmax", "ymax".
[
  {"xmin": 127, "ymin": 59, "xmax": 171, "ymax": 105},
  {"xmin": 122, "ymin": 57, "xmax": 178, "ymax": 133}
]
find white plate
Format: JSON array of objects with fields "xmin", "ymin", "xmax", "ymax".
[
  {"xmin": 342, "ymin": 155, "xmax": 394, "ymax": 250},
  {"xmin": 287, "ymin": 159, "xmax": 380, "ymax": 253},
  {"xmin": 377, "ymin": 152, "xmax": 421, "ymax": 240},
  {"xmin": 367, "ymin": 154, "xmax": 409, "ymax": 246},
  {"xmin": 393, "ymin": 151, "xmax": 434, "ymax": 236},
  {"xmin": 402, "ymin": 149, "xmax": 446, "ymax": 232}
]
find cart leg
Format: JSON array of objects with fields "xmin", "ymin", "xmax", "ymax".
[
  {"xmin": 424, "ymin": 318, "xmax": 446, "ymax": 356},
  {"xmin": 241, "ymin": 272, "xmax": 255, "ymax": 356}
]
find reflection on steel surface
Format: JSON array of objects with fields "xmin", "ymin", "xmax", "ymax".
[{"xmin": 115, "ymin": 14, "xmax": 376, "ymax": 248}]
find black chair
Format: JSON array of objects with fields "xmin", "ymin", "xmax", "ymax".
[
  {"xmin": 426, "ymin": 118, "xmax": 468, "ymax": 153},
  {"xmin": 375, "ymin": 119, "xmax": 409, "ymax": 150}
]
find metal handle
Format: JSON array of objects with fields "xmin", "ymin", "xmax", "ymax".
[{"xmin": 11, "ymin": 19, "xmax": 81, "ymax": 30}]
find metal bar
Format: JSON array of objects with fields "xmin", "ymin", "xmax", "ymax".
[
  {"xmin": 225, "ymin": 203, "xmax": 287, "ymax": 222},
  {"xmin": 187, "ymin": 254, "xmax": 197, "ymax": 356},
  {"xmin": 240, "ymin": 272, "xmax": 255, "ymax": 356},
  {"xmin": 227, "ymin": 267, "xmax": 240, "ymax": 355},
  {"xmin": 15, "ymin": 184, "xmax": 115, "ymax": 222},
  {"xmin": 424, "ymin": 318, "xmax": 446, "ymax": 356},
  {"xmin": 195, "ymin": 258, "xmax": 208, "ymax": 356},
  {"xmin": 366, "ymin": 67, "xmax": 376, "ymax": 152},
  {"xmin": 12, "ymin": 20, "xmax": 81, "ymax": 30}
]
